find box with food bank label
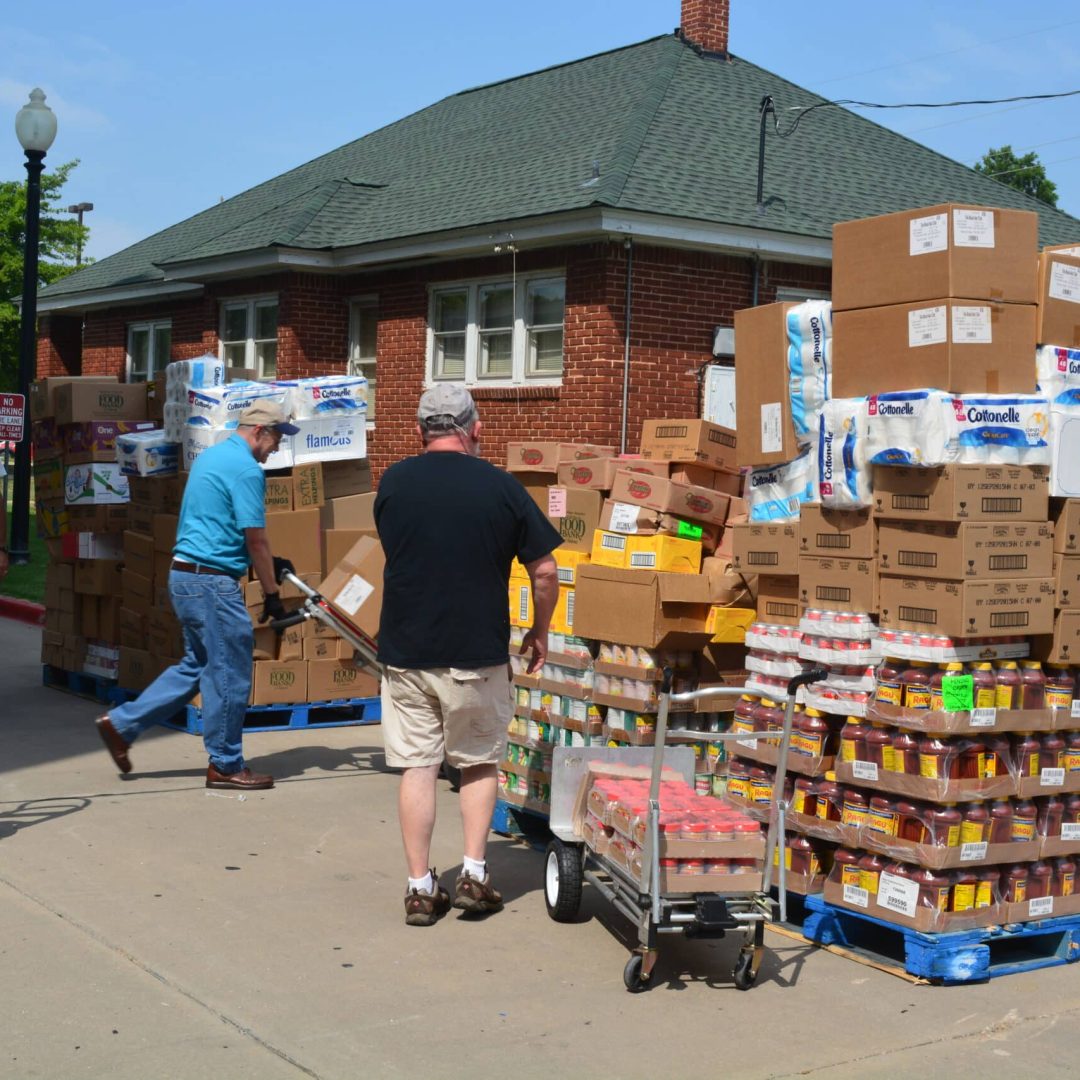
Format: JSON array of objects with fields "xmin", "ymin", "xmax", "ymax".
[
  {"xmin": 545, "ymin": 486, "xmax": 602, "ymax": 554},
  {"xmin": 250, "ymin": 660, "xmax": 308, "ymax": 705},
  {"xmin": 878, "ymin": 520, "xmax": 1053, "ymax": 581},
  {"xmin": 873, "ymin": 465, "xmax": 1049, "ymax": 523},
  {"xmin": 307, "ymin": 658, "xmax": 378, "ymax": 701},
  {"xmin": 53, "ymin": 381, "xmax": 148, "ymax": 425},
  {"xmin": 608, "ymin": 471, "xmax": 729, "ymax": 528}
]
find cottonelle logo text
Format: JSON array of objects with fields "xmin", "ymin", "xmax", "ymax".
[
  {"xmin": 820, "ymin": 431, "xmax": 835, "ymax": 480},
  {"xmin": 809, "ymin": 315, "xmax": 825, "ymax": 365},
  {"xmin": 956, "ymin": 404, "xmax": 1022, "ymax": 424},
  {"xmin": 1054, "ymin": 349, "xmax": 1080, "ymax": 376},
  {"xmin": 312, "ymin": 386, "xmax": 352, "ymax": 400},
  {"xmin": 751, "ymin": 470, "xmax": 779, "ymax": 488},
  {"xmin": 868, "ymin": 398, "xmax": 915, "ymax": 417}
]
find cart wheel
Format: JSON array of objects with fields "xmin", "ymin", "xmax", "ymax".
[
  {"xmin": 544, "ymin": 840, "xmax": 583, "ymax": 923},
  {"xmin": 623, "ymin": 952, "xmax": 650, "ymax": 993},
  {"xmin": 732, "ymin": 950, "xmax": 757, "ymax": 991}
]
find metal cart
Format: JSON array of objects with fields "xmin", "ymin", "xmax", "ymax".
[
  {"xmin": 269, "ymin": 571, "xmax": 382, "ymax": 677},
  {"xmin": 542, "ymin": 666, "xmax": 826, "ymax": 992}
]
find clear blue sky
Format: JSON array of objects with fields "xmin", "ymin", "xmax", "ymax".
[{"xmin": 3, "ymin": 0, "xmax": 1079, "ymax": 262}]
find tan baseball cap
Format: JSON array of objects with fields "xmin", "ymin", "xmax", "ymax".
[{"xmin": 236, "ymin": 399, "xmax": 299, "ymax": 434}]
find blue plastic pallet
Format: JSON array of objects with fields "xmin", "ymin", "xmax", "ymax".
[
  {"xmin": 160, "ymin": 696, "xmax": 382, "ymax": 734},
  {"xmin": 491, "ymin": 798, "xmax": 551, "ymax": 849},
  {"xmin": 802, "ymin": 892, "xmax": 1080, "ymax": 984},
  {"xmin": 43, "ymin": 665, "xmax": 127, "ymax": 706}
]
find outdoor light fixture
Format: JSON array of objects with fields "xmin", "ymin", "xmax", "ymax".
[
  {"xmin": 11, "ymin": 88, "xmax": 58, "ymax": 566},
  {"xmin": 66, "ymin": 201, "xmax": 94, "ymax": 265}
]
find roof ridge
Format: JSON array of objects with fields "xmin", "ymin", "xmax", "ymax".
[{"xmin": 590, "ymin": 38, "xmax": 685, "ymax": 208}]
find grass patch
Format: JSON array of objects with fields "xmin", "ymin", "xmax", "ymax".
[{"xmin": 4, "ymin": 509, "xmax": 48, "ymax": 604}]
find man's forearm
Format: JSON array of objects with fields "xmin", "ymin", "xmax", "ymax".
[
  {"xmin": 528, "ymin": 563, "xmax": 559, "ymax": 632},
  {"xmin": 245, "ymin": 531, "xmax": 278, "ymax": 595}
]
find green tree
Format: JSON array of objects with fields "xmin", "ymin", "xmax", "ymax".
[
  {"xmin": 974, "ymin": 145, "xmax": 1058, "ymax": 207},
  {"xmin": 0, "ymin": 160, "xmax": 90, "ymax": 391}
]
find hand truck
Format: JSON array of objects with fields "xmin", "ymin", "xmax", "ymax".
[{"xmin": 542, "ymin": 666, "xmax": 827, "ymax": 992}]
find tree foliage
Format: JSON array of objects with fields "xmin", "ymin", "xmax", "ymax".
[
  {"xmin": 974, "ymin": 145, "xmax": 1058, "ymax": 207},
  {"xmin": 0, "ymin": 160, "xmax": 90, "ymax": 391}
]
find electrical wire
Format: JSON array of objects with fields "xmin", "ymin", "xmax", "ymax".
[{"xmin": 980, "ymin": 152, "xmax": 1080, "ymax": 180}]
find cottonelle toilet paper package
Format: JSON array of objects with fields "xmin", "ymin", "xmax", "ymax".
[
  {"xmin": 786, "ymin": 301, "xmax": 832, "ymax": 448},
  {"xmin": 947, "ymin": 394, "xmax": 1051, "ymax": 465},
  {"xmin": 815, "ymin": 397, "xmax": 871, "ymax": 508},
  {"xmin": 182, "ymin": 422, "xmax": 236, "ymax": 471},
  {"xmin": 278, "ymin": 376, "xmax": 368, "ymax": 420},
  {"xmin": 748, "ymin": 449, "xmax": 815, "ymax": 521},
  {"xmin": 1037, "ymin": 345, "xmax": 1080, "ymax": 402},
  {"xmin": 115, "ymin": 429, "xmax": 180, "ymax": 476},
  {"xmin": 186, "ymin": 382, "xmax": 286, "ymax": 428},
  {"xmin": 166, "ymin": 355, "xmax": 225, "ymax": 391},
  {"xmin": 163, "ymin": 402, "xmax": 190, "ymax": 443},
  {"xmin": 866, "ymin": 390, "xmax": 954, "ymax": 467}
]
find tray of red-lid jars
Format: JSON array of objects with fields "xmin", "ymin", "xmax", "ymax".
[
  {"xmin": 770, "ymin": 832, "xmax": 834, "ymax": 894},
  {"xmin": 869, "ymin": 657, "xmax": 1079, "ymax": 734},
  {"xmin": 727, "ymin": 694, "xmax": 839, "ymax": 776}
]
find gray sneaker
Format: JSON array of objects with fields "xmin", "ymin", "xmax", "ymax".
[
  {"xmin": 404, "ymin": 870, "xmax": 451, "ymax": 927},
  {"xmin": 453, "ymin": 870, "xmax": 504, "ymax": 914}
]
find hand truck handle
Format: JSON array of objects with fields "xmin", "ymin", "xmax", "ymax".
[
  {"xmin": 268, "ymin": 610, "xmax": 309, "ymax": 631},
  {"xmin": 786, "ymin": 667, "xmax": 828, "ymax": 698},
  {"xmin": 660, "ymin": 666, "xmax": 674, "ymax": 695}
]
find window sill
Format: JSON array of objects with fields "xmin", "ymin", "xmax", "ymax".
[{"xmin": 462, "ymin": 385, "xmax": 561, "ymax": 402}]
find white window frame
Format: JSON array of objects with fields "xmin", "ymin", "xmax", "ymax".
[
  {"xmin": 348, "ymin": 296, "xmax": 378, "ymax": 429},
  {"xmin": 219, "ymin": 294, "xmax": 279, "ymax": 379},
  {"xmin": 126, "ymin": 320, "xmax": 171, "ymax": 382},
  {"xmin": 774, "ymin": 286, "xmax": 831, "ymax": 303},
  {"xmin": 425, "ymin": 272, "xmax": 565, "ymax": 388}
]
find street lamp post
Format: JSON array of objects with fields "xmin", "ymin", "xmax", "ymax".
[
  {"xmin": 66, "ymin": 201, "xmax": 93, "ymax": 266},
  {"xmin": 12, "ymin": 88, "xmax": 57, "ymax": 566}
]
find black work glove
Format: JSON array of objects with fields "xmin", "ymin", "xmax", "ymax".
[
  {"xmin": 272, "ymin": 556, "xmax": 296, "ymax": 585},
  {"xmin": 261, "ymin": 592, "xmax": 287, "ymax": 629}
]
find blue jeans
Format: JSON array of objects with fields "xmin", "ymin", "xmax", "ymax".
[{"xmin": 109, "ymin": 569, "xmax": 254, "ymax": 773}]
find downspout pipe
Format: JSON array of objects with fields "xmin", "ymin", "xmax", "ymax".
[{"xmin": 620, "ymin": 237, "xmax": 634, "ymax": 454}]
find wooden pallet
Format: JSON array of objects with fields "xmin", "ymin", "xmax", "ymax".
[{"xmin": 801, "ymin": 892, "xmax": 1080, "ymax": 984}]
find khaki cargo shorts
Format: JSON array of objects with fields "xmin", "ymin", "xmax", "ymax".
[{"xmin": 381, "ymin": 665, "xmax": 511, "ymax": 769}]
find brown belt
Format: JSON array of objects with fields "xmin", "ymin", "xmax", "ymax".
[{"xmin": 172, "ymin": 560, "xmax": 236, "ymax": 578}]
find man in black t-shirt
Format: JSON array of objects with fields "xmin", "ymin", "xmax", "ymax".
[{"xmin": 375, "ymin": 384, "xmax": 561, "ymax": 926}]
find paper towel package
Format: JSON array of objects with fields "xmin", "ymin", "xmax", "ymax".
[
  {"xmin": 290, "ymin": 415, "xmax": 367, "ymax": 464},
  {"xmin": 182, "ymin": 423, "xmax": 235, "ymax": 471},
  {"xmin": 947, "ymin": 394, "xmax": 1051, "ymax": 465},
  {"xmin": 1036, "ymin": 345, "xmax": 1080, "ymax": 402},
  {"xmin": 866, "ymin": 390, "xmax": 954, "ymax": 467},
  {"xmin": 1050, "ymin": 393, "xmax": 1080, "ymax": 496},
  {"xmin": 786, "ymin": 301, "xmax": 832, "ymax": 447},
  {"xmin": 815, "ymin": 397, "xmax": 871, "ymax": 508},
  {"xmin": 166, "ymin": 355, "xmax": 225, "ymax": 390},
  {"xmin": 115, "ymin": 430, "xmax": 180, "ymax": 476},
  {"xmin": 748, "ymin": 449, "xmax": 815, "ymax": 522},
  {"xmin": 279, "ymin": 376, "xmax": 368, "ymax": 420}
]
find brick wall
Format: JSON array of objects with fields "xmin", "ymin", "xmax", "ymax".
[{"xmin": 35, "ymin": 314, "xmax": 82, "ymax": 378}]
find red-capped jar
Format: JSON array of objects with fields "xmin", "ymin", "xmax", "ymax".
[
  {"xmin": 925, "ymin": 803, "xmax": 962, "ymax": 847},
  {"xmin": 1028, "ymin": 860, "xmax": 1053, "ymax": 900},
  {"xmin": 989, "ymin": 799, "xmax": 1014, "ymax": 844},
  {"xmin": 919, "ymin": 736, "xmax": 956, "ymax": 781},
  {"xmin": 1002, "ymin": 863, "xmax": 1029, "ymax": 903},
  {"xmin": 1037, "ymin": 796, "xmax": 1064, "ymax": 839},
  {"xmin": 890, "ymin": 730, "xmax": 919, "ymax": 775},
  {"xmin": 841, "ymin": 787, "xmax": 870, "ymax": 829},
  {"xmin": 1011, "ymin": 799, "xmax": 1038, "ymax": 842},
  {"xmin": 995, "ymin": 661, "xmax": 1022, "ymax": 710},
  {"xmin": 1054, "ymin": 856, "xmax": 1076, "ymax": 897},
  {"xmin": 959, "ymin": 802, "xmax": 988, "ymax": 846},
  {"xmin": 839, "ymin": 717, "xmax": 870, "ymax": 764},
  {"xmin": 983, "ymin": 733, "xmax": 1012, "ymax": 779},
  {"xmin": 1020, "ymin": 661, "xmax": 1046, "ymax": 710},
  {"xmin": 900, "ymin": 661, "xmax": 933, "ymax": 711},
  {"xmin": 866, "ymin": 723, "xmax": 894, "ymax": 770}
]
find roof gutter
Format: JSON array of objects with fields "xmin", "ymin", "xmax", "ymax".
[{"xmin": 36, "ymin": 280, "xmax": 205, "ymax": 316}]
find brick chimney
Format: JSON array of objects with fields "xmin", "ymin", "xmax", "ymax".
[{"xmin": 680, "ymin": 0, "xmax": 730, "ymax": 56}]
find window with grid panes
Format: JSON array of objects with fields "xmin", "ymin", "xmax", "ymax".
[
  {"xmin": 348, "ymin": 299, "xmax": 378, "ymax": 424},
  {"xmin": 220, "ymin": 297, "xmax": 278, "ymax": 378},
  {"xmin": 127, "ymin": 320, "xmax": 171, "ymax": 382}
]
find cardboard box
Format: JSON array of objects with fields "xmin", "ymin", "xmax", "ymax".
[
  {"xmin": 625, "ymin": 534, "xmax": 702, "ymax": 574},
  {"xmin": 320, "ymin": 492, "xmax": 376, "ymax": 531},
  {"xmin": 1053, "ymin": 500, "xmax": 1080, "ymax": 554},
  {"xmin": 590, "ymin": 529, "xmax": 628, "ymax": 568},
  {"xmin": 147, "ymin": 609, "xmax": 184, "ymax": 657},
  {"xmin": 323, "ymin": 528, "xmax": 378, "ymax": 576},
  {"xmin": 66, "ymin": 505, "xmax": 129, "ymax": 533},
  {"xmin": 505, "ymin": 442, "xmax": 615, "ymax": 474},
  {"xmin": 1054, "ymin": 555, "xmax": 1080, "ymax": 608},
  {"xmin": 670, "ymin": 463, "xmax": 742, "ymax": 496},
  {"xmin": 702, "ymin": 556, "xmax": 756, "ymax": 607},
  {"xmin": 879, "ymin": 575, "xmax": 1055, "ymax": 636},
  {"xmin": 320, "ymin": 459, "xmax": 373, "ymax": 500},
  {"xmin": 1037, "ymin": 250, "xmax": 1080, "ymax": 347},
  {"xmin": 639, "ymin": 419, "xmax": 738, "ymax": 473},
  {"xmin": 33, "ymin": 456, "xmax": 64, "ymax": 500},
  {"xmin": 121, "ymin": 569, "xmax": 155, "ymax": 616},
  {"xmin": 64, "ymin": 463, "xmax": 131, "ymax": 506},
  {"xmin": 508, "ymin": 580, "xmax": 533, "ymax": 627},
  {"xmin": 550, "ymin": 585, "xmax": 575, "ymax": 635},
  {"xmin": 118, "ymin": 647, "xmax": 157, "ymax": 692},
  {"xmin": 873, "ymin": 465, "xmax": 1050, "ymax": 523},
  {"xmin": 318, "ymin": 535, "xmax": 384, "ymax": 639},
  {"xmin": 573, "ymin": 564, "xmax": 713, "ymax": 649},
  {"xmin": 555, "ymin": 457, "xmax": 620, "ymax": 491},
  {"xmin": 30, "ymin": 375, "xmax": 119, "ymax": 421},
  {"xmin": 734, "ymin": 301, "xmax": 799, "ymax": 467},
  {"xmin": 264, "ymin": 475, "xmax": 293, "ymax": 513},
  {"xmin": 266, "ymin": 506, "xmax": 321, "ymax": 576},
  {"xmin": 607, "ymin": 471, "xmax": 729, "ymax": 527},
  {"xmin": 79, "ymin": 595, "xmax": 100, "ymax": 639},
  {"xmin": 832, "ymin": 299, "xmax": 1037, "ymax": 397},
  {"xmin": 731, "ymin": 521, "xmax": 799, "ymax": 575},
  {"xmin": 292, "ymin": 461, "xmax": 325, "ymax": 508},
  {"xmin": 250, "ymin": 660, "xmax": 308, "ymax": 705},
  {"xmin": 799, "ymin": 555, "xmax": 878, "ymax": 614},
  {"xmin": 53, "ymin": 381, "xmax": 148, "ymax": 425},
  {"xmin": 63, "ymin": 420, "xmax": 157, "ymax": 463},
  {"xmin": 546, "ymin": 487, "xmax": 602, "ymax": 554},
  {"xmin": 152, "ymin": 513, "xmax": 179, "ymax": 553},
  {"xmin": 756, "ymin": 574, "xmax": 802, "ymax": 626},
  {"xmin": 307, "ymin": 659, "xmax": 378, "ymax": 701},
  {"xmin": 832, "ymin": 203, "xmax": 1039, "ymax": 311},
  {"xmin": 303, "ymin": 635, "xmax": 354, "ymax": 661},
  {"xmin": 74, "ymin": 559, "xmax": 122, "ymax": 597},
  {"xmin": 118, "ymin": 607, "xmax": 146, "ymax": 650},
  {"xmin": 878, "ymin": 521, "xmax": 1053, "ymax": 581},
  {"xmin": 122, "ymin": 530, "xmax": 156, "ymax": 580},
  {"xmin": 798, "ymin": 504, "xmax": 875, "ymax": 560},
  {"xmin": 1033, "ymin": 610, "xmax": 1080, "ymax": 664}
]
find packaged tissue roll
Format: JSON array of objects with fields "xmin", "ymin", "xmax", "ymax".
[
  {"xmin": 1036, "ymin": 345, "xmax": 1080, "ymax": 403},
  {"xmin": 748, "ymin": 449, "xmax": 815, "ymax": 522},
  {"xmin": 865, "ymin": 389, "xmax": 954, "ymax": 467},
  {"xmin": 948, "ymin": 394, "xmax": 1051, "ymax": 465},
  {"xmin": 115, "ymin": 430, "xmax": 180, "ymax": 476},
  {"xmin": 166, "ymin": 355, "xmax": 225, "ymax": 390},
  {"xmin": 786, "ymin": 301, "xmax": 832, "ymax": 447},
  {"xmin": 279, "ymin": 376, "xmax": 368, "ymax": 420},
  {"xmin": 816, "ymin": 397, "xmax": 871, "ymax": 508},
  {"xmin": 186, "ymin": 383, "xmax": 287, "ymax": 427}
]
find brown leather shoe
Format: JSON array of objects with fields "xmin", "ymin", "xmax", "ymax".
[
  {"xmin": 453, "ymin": 870, "xmax": 504, "ymax": 914},
  {"xmin": 206, "ymin": 765, "xmax": 274, "ymax": 790},
  {"xmin": 95, "ymin": 715, "xmax": 132, "ymax": 774},
  {"xmin": 405, "ymin": 870, "xmax": 451, "ymax": 926}
]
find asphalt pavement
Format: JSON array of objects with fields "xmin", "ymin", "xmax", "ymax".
[{"xmin": 3, "ymin": 615, "xmax": 1080, "ymax": 1079}]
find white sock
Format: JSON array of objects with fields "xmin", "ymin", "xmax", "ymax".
[
  {"xmin": 408, "ymin": 870, "xmax": 435, "ymax": 894},
  {"xmin": 463, "ymin": 855, "xmax": 486, "ymax": 880}
]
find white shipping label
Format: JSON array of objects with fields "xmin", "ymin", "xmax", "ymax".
[
  {"xmin": 547, "ymin": 487, "xmax": 567, "ymax": 519},
  {"xmin": 909, "ymin": 306, "xmax": 947, "ymax": 348},
  {"xmin": 877, "ymin": 871, "xmax": 920, "ymax": 918},
  {"xmin": 910, "ymin": 212, "xmax": 948, "ymax": 256},
  {"xmin": 1049, "ymin": 261, "xmax": 1080, "ymax": 305},
  {"xmin": 953, "ymin": 208, "xmax": 996, "ymax": 248},
  {"xmin": 843, "ymin": 884, "xmax": 869, "ymax": 908},
  {"xmin": 1041, "ymin": 768, "xmax": 1066, "ymax": 787},
  {"xmin": 951, "ymin": 305, "xmax": 992, "ymax": 345},
  {"xmin": 1072, "ymin": 699, "xmax": 1080, "ymax": 719},
  {"xmin": 1061, "ymin": 823, "xmax": 1080, "ymax": 840},
  {"xmin": 736, "ymin": 737, "xmax": 759, "ymax": 750},
  {"xmin": 970, "ymin": 708, "xmax": 997, "ymax": 728},
  {"xmin": 335, "ymin": 573, "xmax": 374, "ymax": 616},
  {"xmin": 608, "ymin": 502, "xmax": 640, "ymax": 534},
  {"xmin": 760, "ymin": 402, "xmax": 783, "ymax": 455},
  {"xmin": 961, "ymin": 842, "xmax": 989, "ymax": 862},
  {"xmin": 1028, "ymin": 895, "xmax": 1054, "ymax": 918},
  {"xmin": 852, "ymin": 760, "xmax": 879, "ymax": 781}
]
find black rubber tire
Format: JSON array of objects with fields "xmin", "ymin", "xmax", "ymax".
[
  {"xmin": 543, "ymin": 839, "xmax": 583, "ymax": 922},
  {"xmin": 623, "ymin": 953, "xmax": 649, "ymax": 993},
  {"xmin": 733, "ymin": 950, "xmax": 757, "ymax": 991}
]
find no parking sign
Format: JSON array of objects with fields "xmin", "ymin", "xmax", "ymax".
[{"xmin": 0, "ymin": 394, "xmax": 25, "ymax": 442}]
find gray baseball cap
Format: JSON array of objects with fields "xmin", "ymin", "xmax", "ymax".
[
  {"xmin": 236, "ymin": 399, "xmax": 300, "ymax": 434},
  {"xmin": 417, "ymin": 384, "xmax": 478, "ymax": 428}
]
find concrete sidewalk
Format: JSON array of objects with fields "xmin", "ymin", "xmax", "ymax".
[{"xmin": 3, "ymin": 616, "xmax": 1080, "ymax": 1079}]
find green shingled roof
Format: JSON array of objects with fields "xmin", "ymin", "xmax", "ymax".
[{"xmin": 41, "ymin": 33, "xmax": 1080, "ymax": 301}]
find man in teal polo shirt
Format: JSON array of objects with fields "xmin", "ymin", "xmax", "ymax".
[{"xmin": 95, "ymin": 400, "xmax": 298, "ymax": 790}]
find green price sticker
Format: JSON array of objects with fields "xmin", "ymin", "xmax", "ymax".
[
  {"xmin": 676, "ymin": 520, "xmax": 704, "ymax": 540},
  {"xmin": 940, "ymin": 674, "xmax": 974, "ymax": 713}
]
